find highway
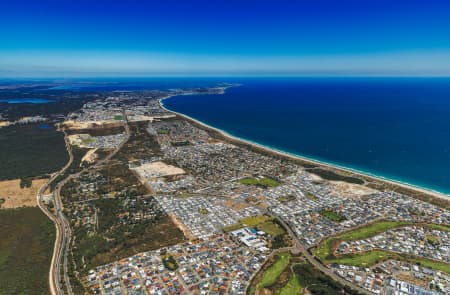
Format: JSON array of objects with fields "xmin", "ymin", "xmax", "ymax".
[{"xmin": 37, "ymin": 111, "xmax": 130, "ymax": 295}]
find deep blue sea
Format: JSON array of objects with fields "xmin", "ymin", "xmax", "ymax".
[
  {"xmin": 162, "ymin": 78, "xmax": 450, "ymax": 195},
  {"xmin": 0, "ymin": 98, "xmax": 54, "ymax": 104}
]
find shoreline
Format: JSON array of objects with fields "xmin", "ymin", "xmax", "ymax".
[{"xmin": 159, "ymin": 94, "xmax": 450, "ymax": 208}]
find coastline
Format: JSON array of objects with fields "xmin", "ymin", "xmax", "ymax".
[{"xmin": 159, "ymin": 94, "xmax": 450, "ymax": 208}]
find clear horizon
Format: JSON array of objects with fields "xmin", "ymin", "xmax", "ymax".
[{"xmin": 1, "ymin": 0, "xmax": 450, "ymax": 77}]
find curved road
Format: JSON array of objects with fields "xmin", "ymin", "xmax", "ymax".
[
  {"xmin": 37, "ymin": 111, "xmax": 130, "ymax": 295},
  {"xmin": 269, "ymin": 211, "xmax": 373, "ymax": 295}
]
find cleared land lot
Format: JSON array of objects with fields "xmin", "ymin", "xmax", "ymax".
[
  {"xmin": 0, "ymin": 207, "xmax": 55, "ymax": 295},
  {"xmin": 132, "ymin": 161, "xmax": 185, "ymax": 179},
  {"xmin": 0, "ymin": 178, "xmax": 48, "ymax": 208}
]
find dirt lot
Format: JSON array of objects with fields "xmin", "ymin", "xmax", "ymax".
[
  {"xmin": 0, "ymin": 178, "xmax": 48, "ymax": 208},
  {"xmin": 329, "ymin": 180, "xmax": 378, "ymax": 198}
]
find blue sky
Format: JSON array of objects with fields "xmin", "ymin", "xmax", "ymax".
[{"xmin": 1, "ymin": 0, "xmax": 450, "ymax": 77}]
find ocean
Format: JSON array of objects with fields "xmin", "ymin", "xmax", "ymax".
[
  {"xmin": 162, "ymin": 77, "xmax": 450, "ymax": 195},
  {"xmin": 0, "ymin": 98, "xmax": 54, "ymax": 104}
]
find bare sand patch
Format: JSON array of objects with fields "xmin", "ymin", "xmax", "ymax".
[
  {"xmin": 132, "ymin": 161, "xmax": 185, "ymax": 180},
  {"xmin": 67, "ymin": 133, "xmax": 92, "ymax": 147},
  {"xmin": 82, "ymin": 148, "xmax": 98, "ymax": 163},
  {"xmin": 329, "ymin": 181, "xmax": 378, "ymax": 198},
  {"xmin": 169, "ymin": 213, "xmax": 195, "ymax": 240},
  {"xmin": 0, "ymin": 178, "xmax": 48, "ymax": 208},
  {"xmin": 308, "ymin": 172, "xmax": 324, "ymax": 182},
  {"xmin": 62, "ymin": 120, "xmax": 123, "ymax": 130},
  {"xmin": 0, "ymin": 121, "xmax": 10, "ymax": 128}
]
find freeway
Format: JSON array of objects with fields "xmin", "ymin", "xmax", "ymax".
[
  {"xmin": 36, "ymin": 130, "xmax": 74, "ymax": 295},
  {"xmin": 37, "ymin": 110, "xmax": 130, "ymax": 295}
]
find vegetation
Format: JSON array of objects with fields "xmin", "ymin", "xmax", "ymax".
[
  {"xmin": 316, "ymin": 221, "xmax": 411, "ymax": 261},
  {"xmin": 49, "ymin": 145, "xmax": 88, "ymax": 191},
  {"xmin": 326, "ymin": 250, "xmax": 450, "ymax": 274},
  {"xmin": 314, "ymin": 220, "xmax": 450, "ymax": 274},
  {"xmin": 81, "ymin": 138, "xmax": 95, "ymax": 144},
  {"xmin": 240, "ymin": 215, "xmax": 272, "ymax": 226},
  {"xmin": 0, "ymin": 89, "xmax": 100, "ymax": 122},
  {"xmin": 0, "ymin": 124, "xmax": 69, "ymax": 180},
  {"xmin": 339, "ymin": 221, "xmax": 410, "ymax": 241},
  {"xmin": 162, "ymin": 255, "xmax": 179, "ymax": 271},
  {"xmin": 67, "ymin": 126, "xmax": 125, "ymax": 137},
  {"xmin": 408, "ymin": 207, "xmax": 425, "ymax": 216},
  {"xmin": 198, "ymin": 208, "xmax": 209, "ymax": 214},
  {"xmin": 222, "ymin": 223, "xmax": 243, "ymax": 233},
  {"xmin": 277, "ymin": 195, "xmax": 295, "ymax": 203},
  {"xmin": 157, "ymin": 129, "xmax": 169, "ymax": 134},
  {"xmin": 426, "ymin": 223, "xmax": 450, "ymax": 232},
  {"xmin": 275, "ymin": 274, "xmax": 301, "ymax": 295},
  {"xmin": 114, "ymin": 122, "xmax": 162, "ymax": 163},
  {"xmin": 249, "ymin": 253, "xmax": 362, "ymax": 295},
  {"xmin": 239, "ymin": 176, "xmax": 281, "ymax": 188},
  {"xmin": 306, "ymin": 168, "xmax": 364, "ymax": 185},
  {"xmin": 426, "ymin": 235, "xmax": 440, "ymax": 246},
  {"xmin": 257, "ymin": 253, "xmax": 291, "ymax": 289},
  {"xmin": 113, "ymin": 115, "xmax": 123, "ymax": 120},
  {"xmin": 293, "ymin": 262, "xmax": 363, "ymax": 294},
  {"xmin": 72, "ymin": 212, "xmax": 185, "ymax": 273},
  {"xmin": 319, "ymin": 210, "xmax": 347, "ymax": 222},
  {"xmin": 0, "ymin": 207, "xmax": 55, "ymax": 295},
  {"xmin": 65, "ymin": 162, "xmax": 185, "ymax": 275},
  {"xmin": 0, "ymin": 198, "xmax": 5, "ymax": 208},
  {"xmin": 170, "ymin": 140, "xmax": 190, "ymax": 147},
  {"xmin": 304, "ymin": 192, "xmax": 318, "ymax": 200},
  {"xmin": 19, "ymin": 177, "xmax": 32, "ymax": 188},
  {"xmin": 258, "ymin": 221, "xmax": 285, "ymax": 237},
  {"xmin": 223, "ymin": 215, "xmax": 289, "ymax": 247}
]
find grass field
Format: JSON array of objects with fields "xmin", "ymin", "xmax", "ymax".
[
  {"xmin": 426, "ymin": 223, "xmax": 450, "ymax": 232},
  {"xmin": 315, "ymin": 237, "xmax": 338, "ymax": 261},
  {"xmin": 320, "ymin": 210, "xmax": 347, "ymax": 222},
  {"xmin": 0, "ymin": 207, "xmax": 55, "ymax": 295},
  {"xmin": 326, "ymin": 250, "xmax": 450, "ymax": 274},
  {"xmin": 258, "ymin": 221, "xmax": 285, "ymax": 236},
  {"xmin": 275, "ymin": 274, "xmax": 302, "ymax": 295},
  {"xmin": 239, "ymin": 176, "xmax": 280, "ymax": 188},
  {"xmin": 252, "ymin": 253, "xmax": 359, "ymax": 294},
  {"xmin": 157, "ymin": 129, "xmax": 169, "ymax": 134},
  {"xmin": 222, "ymin": 223, "xmax": 243, "ymax": 233},
  {"xmin": 339, "ymin": 221, "xmax": 411, "ymax": 241},
  {"xmin": 315, "ymin": 221, "xmax": 415, "ymax": 260},
  {"xmin": 257, "ymin": 253, "xmax": 291, "ymax": 289},
  {"xmin": 240, "ymin": 215, "xmax": 272, "ymax": 226},
  {"xmin": 113, "ymin": 115, "xmax": 123, "ymax": 120}
]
